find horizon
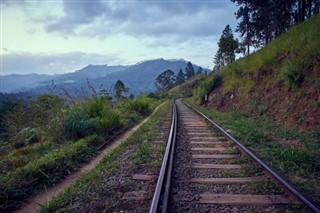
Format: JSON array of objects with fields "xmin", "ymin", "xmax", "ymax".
[
  {"xmin": 1, "ymin": 1, "xmax": 238, "ymax": 75},
  {"xmin": 0, "ymin": 57, "xmax": 208, "ymax": 76}
]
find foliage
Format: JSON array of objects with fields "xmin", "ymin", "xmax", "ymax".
[
  {"xmin": 0, "ymin": 92, "xmax": 162, "ymax": 211},
  {"xmin": 154, "ymin": 69, "xmax": 176, "ymax": 91},
  {"xmin": 129, "ymin": 97, "xmax": 151, "ymax": 115},
  {"xmin": 0, "ymin": 136, "xmax": 98, "ymax": 210},
  {"xmin": 214, "ymin": 25, "xmax": 239, "ymax": 70},
  {"xmin": 13, "ymin": 127, "xmax": 44, "ymax": 148},
  {"xmin": 279, "ymin": 60, "xmax": 304, "ymax": 88},
  {"xmin": 62, "ymin": 108, "xmax": 96, "ymax": 140},
  {"xmin": 220, "ymin": 14, "xmax": 320, "ymax": 96},
  {"xmin": 40, "ymin": 100, "xmax": 170, "ymax": 212},
  {"xmin": 176, "ymin": 69, "xmax": 185, "ymax": 84},
  {"xmin": 185, "ymin": 61, "xmax": 195, "ymax": 79},
  {"xmin": 231, "ymin": 0, "xmax": 320, "ymax": 53},
  {"xmin": 193, "ymin": 74, "xmax": 223, "ymax": 103},
  {"xmin": 114, "ymin": 80, "xmax": 129, "ymax": 99}
]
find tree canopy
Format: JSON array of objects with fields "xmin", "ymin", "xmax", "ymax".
[
  {"xmin": 176, "ymin": 69, "xmax": 185, "ymax": 85},
  {"xmin": 231, "ymin": 0, "xmax": 320, "ymax": 55},
  {"xmin": 154, "ymin": 69, "xmax": 176, "ymax": 91},
  {"xmin": 214, "ymin": 25, "xmax": 239, "ymax": 71},
  {"xmin": 185, "ymin": 62, "xmax": 195, "ymax": 80},
  {"xmin": 114, "ymin": 80, "xmax": 129, "ymax": 99}
]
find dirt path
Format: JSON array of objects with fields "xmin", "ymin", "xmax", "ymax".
[{"xmin": 15, "ymin": 102, "xmax": 166, "ymax": 213}]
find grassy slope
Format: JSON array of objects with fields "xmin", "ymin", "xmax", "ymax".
[{"xmin": 194, "ymin": 14, "xmax": 320, "ymax": 130}]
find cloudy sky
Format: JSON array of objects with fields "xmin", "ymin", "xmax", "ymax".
[{"xmin": 1, "ymin": 0, "xmax": 238, "ymax": 75}]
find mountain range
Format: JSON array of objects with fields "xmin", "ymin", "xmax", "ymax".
[{"xmin": 0, "ymin": 59, "xmax": 207, "ymax": 98}]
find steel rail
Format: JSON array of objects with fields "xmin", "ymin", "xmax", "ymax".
[
  {"xmin": 182, "ymin": 100, "xmax": 320, "ymax": 213},
  {"xmin": 150, "ymin": 102, "xmax": 177, "ymax": 213}
]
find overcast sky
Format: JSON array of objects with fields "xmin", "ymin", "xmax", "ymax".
[{"xmin": 1, "ymin": 0, "xmax": 238, "ymax": 75}]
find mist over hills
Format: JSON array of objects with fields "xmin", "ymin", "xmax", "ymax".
[{"xmin": 1, "ymin": 58, "xmax": 207, "ymax": 97}]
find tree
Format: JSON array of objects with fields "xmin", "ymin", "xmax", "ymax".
[
  {"xmin": 176, "ymin": 69, "xmax": 185, "ymax": 84},
  {"xmin": 231, "ymin": 0, "xmax": 319, "ymax": 51},
  {"xmin": 213, "ymin": 25, "xmax": 238, "ymax": 70},
  {"xmin": 154, "ymin": 69, "xmax": 176, "ymax": 91},
  {"xmin": 114, "ymin": 80, "xmax": 128, "ymax": 99},
  {"xmin": 185, "ymin": 62, "xmax": 195, "ymax": 79},
  {"xmin": 196, "ymin": 67, "xmax": 203, "ymax": 75},
  {"xmin": 213, "ymin": 49, "xmax": 224, "ymax": 71}
]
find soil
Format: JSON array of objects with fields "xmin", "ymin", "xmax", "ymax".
[
  {"xmin": 13, "ymin": 102, "xmax": 166, "ymax": 213},
  {"xmin": 206, "ymin": 67, "xmax": 320, "ymax": 131}
]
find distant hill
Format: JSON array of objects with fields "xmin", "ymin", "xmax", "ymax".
[
  {"xmin": 0, "ymin": 59, "xmax": 207, "ymax": 98},
  {"xmin": 190, "ymin": 14, "xmax": 320, "ymax": 130}
]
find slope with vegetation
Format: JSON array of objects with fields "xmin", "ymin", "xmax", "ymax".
[
  {"xmin": 195, "ymin": 14, "xmax": 320, "ymax": 130},
  {"xmin": 0, "ymin": 93, "xmax": 162, "ymax": 211}
]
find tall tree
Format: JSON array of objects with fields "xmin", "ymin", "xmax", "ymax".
[
  {"xmin": 176, "ymin": 69, "xmax": 185, "ymax": 84},
  {"xmin": 231, "ymin": 0, "xmax": 319, "ymax": 50},
  {"xmin": 213, "ymin": 49, "xmax": 224, "ymax": 71},
  {"xmin": 114, "ymin": 80, "xmax": 128, "ymax": 99},
  {"xmin": 185, "ymin": 62, "xmax": 195, "ymax": 79},
  {"xmin": 213, "ymin": 25, "xmax": 238, "ymax": 70},
  {"xmin": 154, "ymin": 69, "xmax": 176, "ymax": 91}
]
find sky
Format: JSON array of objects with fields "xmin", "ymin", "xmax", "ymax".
[{"xmin": 0, "ymin": 0, "xmax": 238, "ymax": 75}]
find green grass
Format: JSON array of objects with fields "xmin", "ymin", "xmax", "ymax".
[
  {"xmin": 40, "ymin": 101, "xmax": 171, "ymax": 212},
  {"xmin": 184, "ymin": 98, "xmax": 320, "ymax": 205}
]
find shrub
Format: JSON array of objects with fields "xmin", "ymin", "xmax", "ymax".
[
  {"xmin": 81, "ymin": 97, "xmax": 106, "ymax": 118},
  {"xmin": 98, "ymin": 109, "xmax": 123, "ymax": 134},
  {"xmin": 63, "ymin": 109, "xmax": 96, "ymax": 140},
  {"xmin": 129, "ymin": 97, "xmax": 151, "ymax": 115},
  {"xmin": 12, "ymin": 127, "xmax": 43, "ymax": 148},
  {"xmin": 279, "ymin": 60, "xmax": 304, "ymax": 88},
  {"xmin": 193, "ymin": 74, "xmax": 223, "ymax": 103}
]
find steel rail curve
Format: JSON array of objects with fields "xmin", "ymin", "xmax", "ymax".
[{"xmin": 182, "ymin": 100, "xmax": 320, "ymax": 213}]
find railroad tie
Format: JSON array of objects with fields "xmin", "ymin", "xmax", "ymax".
[
  {"xmin": 185, "ymin": 177, "xmax": 267, "ymax": 184},
  {"xmin": 198, "ymin": 194, "xmax": 298, "ymax": 205}
]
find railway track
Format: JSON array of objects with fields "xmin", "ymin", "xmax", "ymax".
[{"xmin": 150, "ymin": 99, "xmax": 320, "ymax": 212}]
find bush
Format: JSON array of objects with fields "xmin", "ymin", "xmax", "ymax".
[
  {"xmin": 12, "ymin": 127, "xmax": 43, "ymax": 148},
  {"xmin": 279, "ymin": 60, "xmax": 303, "ymax": 88},
  {"xmin": 98, "ymin": 109, "xmax": 123, "ymax": 134},
  {"xmin": 129, "ymin": 97, "xmax": 151, "ymax": 115},
  {"xmin": 193, "ymin": 74, "xmax": 223, "ymax": 103},
  {"xmin": 63, "ymin": 109, "xmax": 96, "ymax": 140}
]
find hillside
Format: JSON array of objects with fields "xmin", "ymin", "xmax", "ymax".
[{"xmin": 193, "ymin": 14, "xmax": 320, "ymax": 131}]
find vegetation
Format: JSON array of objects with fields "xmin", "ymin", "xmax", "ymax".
[
  {"xmin": 40, "ymin": 101, "xmax": 171, "ymax": 212},
  {"xmin": 154, "ymin": 69, "xmax": 176, "ymax": 91},
  {"xmin": 0, "ymin": 93, "xmax": 162, "ymax": 211},
  {"xmin": 193, "ymin": 73, "xmax": 223, "ymax": 104},
  {"xmin": 185, "ymin": 61, "xmax": 195, "ymax": 80},
  {"xmin": 231, "ymin": 0, "xmax": 320, "ymax": 54},
  {"xmin": 213, "ymin": 25, "xmax": 239, "ymax": 71},
  {"xmin": 114, "ymin": 79, "xmax": 129, "ymax": 100},
  {"xmin": 204, "ymin": 14, "xmax": 320, "ymax": 100}
]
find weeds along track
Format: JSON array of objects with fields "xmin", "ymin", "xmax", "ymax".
[{"xmin": 151, "ymin": 99, "xmax": 320, "ymax": 212}]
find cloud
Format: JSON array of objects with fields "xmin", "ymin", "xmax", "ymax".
[
  {"xmin": 46, "ymin": 0, "xmax": 108, "ymax": 35},
  {"xmin": 1, "ymin": 52, "xmax": 123, "ymax": 75},
  {"xmin": 14, "ymin": 0, "xmax": 238, "ymax": 41}
]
